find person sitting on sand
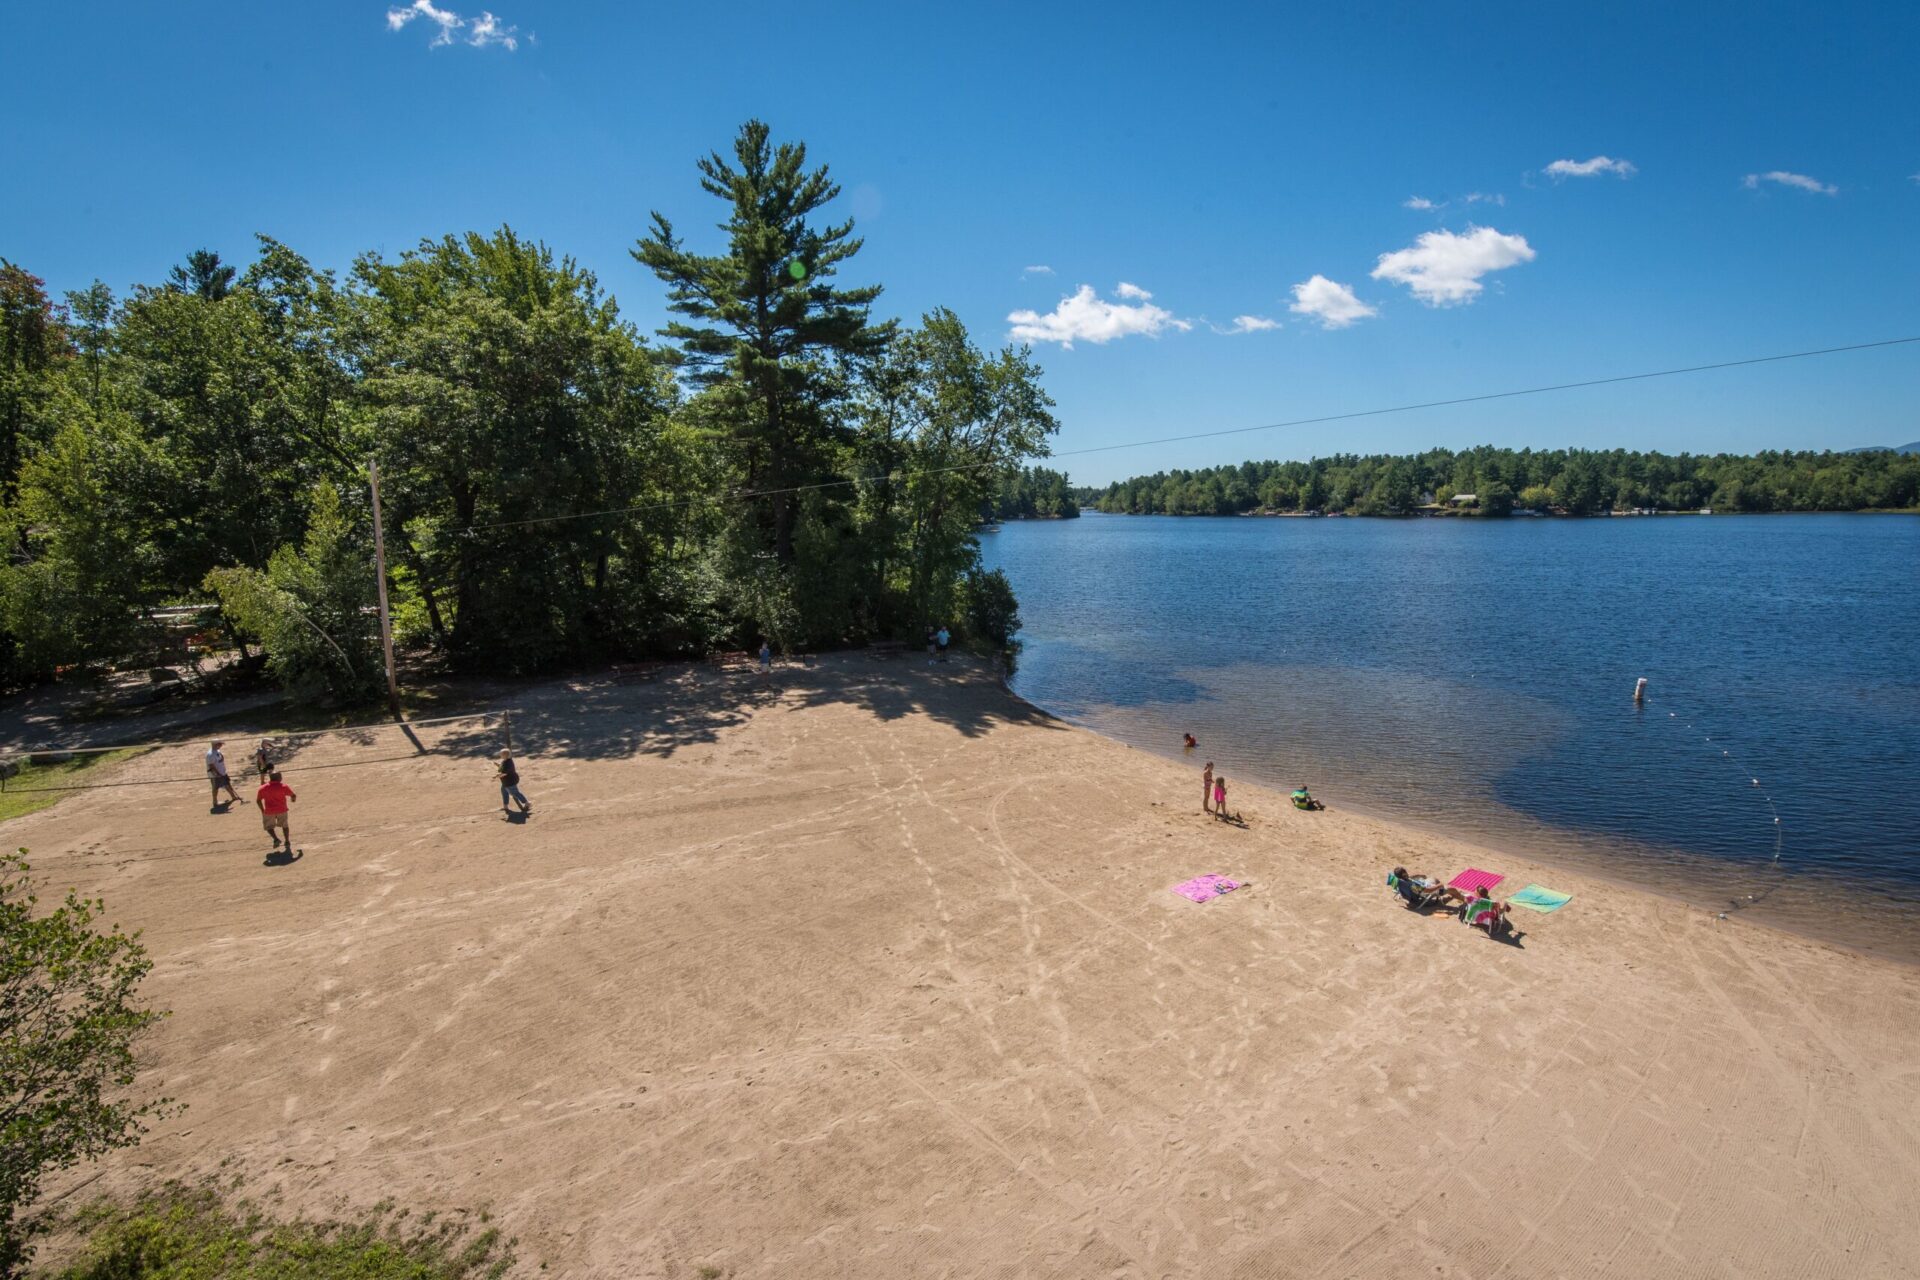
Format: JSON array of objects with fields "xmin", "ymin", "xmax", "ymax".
[
  {"xmin": 1389, "ymin": 867, "xmax": 1466, "ymax": 910},
  {"xmin": 1291, "ymin": 786, "xmax": 1323, "ymax": 811},
  {"xmin": 1183, "ymin": 733, "xmax": 1198, "ymax": 750}
]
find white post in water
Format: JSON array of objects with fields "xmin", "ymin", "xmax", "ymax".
[{"xmin": 1634, "ymin": 676, "xmax": 1648, "ymax": 704}]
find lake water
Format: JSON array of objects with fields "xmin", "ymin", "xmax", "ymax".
[{"xmin": 981, "ymin": 512, "xmax": 1920, "ymax": 961}]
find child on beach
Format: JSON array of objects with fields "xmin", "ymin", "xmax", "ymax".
[
  {"xmin": 759, "ymin": 640, "xmax": 772, "ymax": 674},
  {"xmin": 253, "ymin": 738, "xmax": 273, "ymax": 781},
  {"xmin": 1212, "ymin": 776, "xmax": 1229, "ymax": 820},
  {"xmin": 1202, "ymin": 762, "xmax": 1214, "ymax": 813},
  {"xmin": 497, "ymin": 750, "xmax": 531, "ymax": 815},
  {"xmin": 1183, "ymin": 733, "xmax": 1198, "ymax": 750},
  {"xmin": 255, "ymin": 770, "xmax": 296, "ymax": 850}
]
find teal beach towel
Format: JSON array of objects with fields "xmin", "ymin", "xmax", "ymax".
[{"xmin": 1510, "ymin": 884, "xmax": 1572, "ymax": 913}]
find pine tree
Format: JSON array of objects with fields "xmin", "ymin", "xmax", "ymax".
[{"xmin": 634, "ymin": 120, "xmax": 891, "ymax": 564}]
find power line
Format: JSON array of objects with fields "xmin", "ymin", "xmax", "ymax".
[{"xmin": 460, "ymin": 335, "xmax": 1920, "ymax": 534}]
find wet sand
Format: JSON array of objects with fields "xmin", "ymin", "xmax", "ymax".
[{"xmin": 18, "ymin": 654, "xmax": 1920, "ymax": 1277}]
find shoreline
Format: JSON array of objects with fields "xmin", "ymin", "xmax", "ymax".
[{"xmin": 1000, "ymin": 670, "xmax": 1920, "ymax": 969}]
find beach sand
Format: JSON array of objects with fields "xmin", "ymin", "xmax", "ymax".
[{"xmin": 16, "ymin": 654, "xmax": 1920, "ymax": 1277}]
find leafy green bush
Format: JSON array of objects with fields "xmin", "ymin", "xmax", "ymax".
[
  {"xmin": 1, "ymin": 852, "xmax": 173, "ymax": 1276},
  {"xmin": 960, "ymin": 566, "xmax": 1021, "ymax": 651},
  {"xmin": 203, "ymin": 482, "xmax": 381, "ymax": 704}
]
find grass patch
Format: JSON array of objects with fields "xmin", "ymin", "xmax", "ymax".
[
  {"xmin": 0, "ymin": 750, "xmax": 139, "ymax": 824},
  {"xmin": 47, "ymin": 1185, "xmax": 514, "ymax": 1280}
]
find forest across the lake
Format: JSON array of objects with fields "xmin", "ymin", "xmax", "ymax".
[{"xmin": 1078, "ymin": 445, "xmax": 1920, "ymax": 516}]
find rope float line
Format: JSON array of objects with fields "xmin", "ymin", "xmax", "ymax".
[{"xmin": 1637, "ymin": 677, "xmax": 1787, "ymax": 917}]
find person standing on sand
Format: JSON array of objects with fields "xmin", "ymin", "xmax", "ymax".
[
  {"xmin": 759, "ymin": 640, "xmax": 772, "ymax": 674},
  {"xmin": 1202, "ymin": 761, "xmax": 1214, "ymax": 814},
  {"xmin": 497, "ymin": 750, "xmax": 531, "ymax": 816},
  {"xmin": 936, "ymin": 626, "xmax": 950, "ymax": 661},
  {"xmin": 206, "ymin": 740, "xmax": 238, "ymax": 811},
  {"xmin": 255, "ymin": 770, "xmax": 296, "ymax": 850},
  {"xmin": 253, "ymin": 738, "xmax": 273, "ymax": 781},
  {"xmin": 1212, "ymin": 775, "xmax": 1229, "ymax": 821}
]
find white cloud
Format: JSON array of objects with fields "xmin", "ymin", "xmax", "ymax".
[
  {"xmin": 1021, "ymin": 264, "xmax": 1054, "ymax": 277},
  {"xmin": 387, "ymin": 0, "xmax": 462, "ymax": 44},
  {"xmin": 386, "ymin": 1, "xmax": 520, "ymax": 49},
  {"xmin": 1545, "ymin": 156, "xmax": 1637, "ymax": 179},
  {"xmin": 1404, "ymin": 196, "xmax": 1439, "ymax": 211},
  {"xmin": 1743, "ymin": 170, "xmax": 1837, "ymax": 195},
  {"xmin": 1288, "ymin": 275, "xmax": 1377, "ymax": 329},
  {"xmin": 1114, "ymin": 281, "xmax": 1152, "ymax": 300},
  {"xmin": 1214, "ymin": 315, "xmax": 1280, "ymax": 334},
  {"xmin": 1007, "ymin": 284, "xmax": 1190, "ymax": 349},
  {"xmin": 1462, "ymin": 191, "xmax": 1506, "ymax": 207},
  {"xmin": 466, "ymin": 10, "xmax": 519, "ymax": 48},
  {"xmin": 1370, "ymin": 226, "xmax": 1536, "ymax": 307}
]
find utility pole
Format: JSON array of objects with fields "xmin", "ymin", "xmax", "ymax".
[{"xmin": 368, "ymin": 458, "xmax": 402, "ymax": 720}]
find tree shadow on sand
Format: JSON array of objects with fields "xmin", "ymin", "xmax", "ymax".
[
  {"xmin": 430, "ymin": 652, "xmax": 1064, "ymax": 765},
  {"xmin": 788, "ymin": 655, "xmax": 1066, "ymax": 740}
]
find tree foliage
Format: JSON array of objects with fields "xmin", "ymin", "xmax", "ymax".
[
  {"xmin": 1087, "ymin": 445, "xmax": 1920, "ymax": 516},
  {"xmin": 991, "ymin": 466, "xmax": 1078, "ymax": 520},
  {"xmin": 203, "ymin": 481, "xmax": 382, "ymax": 703},
  {"xmin": 1, "ymin": 852, "xmax": 173, "ymax": 1276},
  {"xmin": 0, "ymin": 122, "xmax": 1057, "ymax": 689}
]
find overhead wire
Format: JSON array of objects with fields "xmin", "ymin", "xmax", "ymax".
[{"xmin": 457, "ymin": 334, "xmax": 1920, "ymax": 534}]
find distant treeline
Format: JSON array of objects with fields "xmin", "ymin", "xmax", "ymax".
[
  {"xmin": 990, "ymin": 467, "xmax": 1079, "ymax": 521},
  {"xmin": 1079, "ymin": 446, "xmax": 1920, "ymax": 517}
]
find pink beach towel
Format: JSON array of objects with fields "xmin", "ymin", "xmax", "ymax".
[
  {"xmin": 1448, "ymin": 867, "xmax": 1504, "ymax": 895},
  {"xmin": 1171, "ymin": 874, "xmax": 1240, "ymax": 903}
]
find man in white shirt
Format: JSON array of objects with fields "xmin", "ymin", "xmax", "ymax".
[{"xmin": 206, "ymin": 740, "xmax": 238, "ymax": 810}]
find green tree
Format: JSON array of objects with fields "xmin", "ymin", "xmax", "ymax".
[
  {"xmin": 61, "ymin": 282, "xmax": 114, "ymax": 414},
  {"xmin": 167, "ymin": 248, "xmax": 236, "ymax": 301},
  {"xmin": 1, "ymin": 851, "xmax": 174, "ymax": 1276},
  {"xmin": 634, "ymin": 119, "xmax": 892, "ymax": 569},
  {"xmin": 203, "ymin": 480, "xmax": 381, "ymax": 702},
  {"xmin": 1, "ymin": 417, "xmax": 167, "ymax": 679},
  {"xmin": 356, "ymin": 228, "xmax": 671, "ymax": 670},
  {"xmin": 0, "ymin": 263, "xmax": 69, "ymax": 499}
]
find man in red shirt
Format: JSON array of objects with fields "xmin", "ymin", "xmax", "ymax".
[{"xmin": 255, "ymin": 771, "xmax": 297, "ymax": 851}]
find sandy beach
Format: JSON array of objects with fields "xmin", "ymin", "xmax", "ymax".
[{"xmin": 15, "ymin": 653, "xmax": 1920, "ymax": 1278}]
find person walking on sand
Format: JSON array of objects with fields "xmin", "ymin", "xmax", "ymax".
[
  {"xmin": 497, "ymin": 750, "xmax": 531, "ymax": 816},
  {"xmin": 1212, "ymin": 775, "xmax": 1229, "ymax": 821},
  {"xmin": 205, "ymin": 740, "xmax": 238, "ymax": 811},
  {"xmin": 255, "ymin": 770, "xmax": 296, "ymax": 851},
  {"xmin": 1201, "ymin": 761, "xmax": 1215, "ymax": 814}
]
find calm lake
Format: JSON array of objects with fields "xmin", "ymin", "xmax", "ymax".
[{"xmin": 982, "ymin": 512, "xmax": 1920, "ymax": 960}]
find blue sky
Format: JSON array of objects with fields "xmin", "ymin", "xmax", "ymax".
[{"xmin": 4, "ymin": 2, "xmax": 1915, "ymax": 484}]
